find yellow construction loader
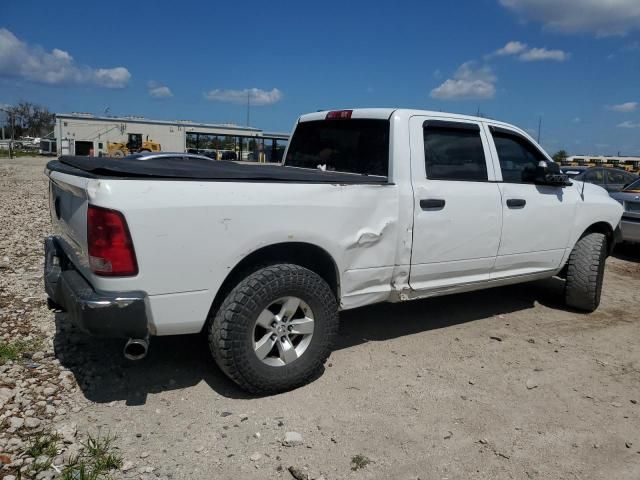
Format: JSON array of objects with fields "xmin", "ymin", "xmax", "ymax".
[{"xmin": 107, "ymin": 133, "xmax": 161, "ymax": 157}]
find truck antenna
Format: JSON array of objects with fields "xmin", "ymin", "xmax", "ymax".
[{"xmin": 537, "ymin": 116, "xmax": 542, "ymax": 143}]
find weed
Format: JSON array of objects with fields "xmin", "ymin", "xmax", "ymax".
[
  {"xmin": 61, "ymin": 432, "xmax": 123, "ymax": 480},
  {"xmin": 23, "ymin": 433, "xmax": 61, "ymax": 476},
  {"xmin": 350, "ymin": 454, "xmax": 371, "ymax": 471},
  {"xmin": 25, "ymin": 432, "xmax": 61, "ymax": 458},
  {"xmin": 0, "ymin": 338, "xmax": 43, "ymax": 365}
]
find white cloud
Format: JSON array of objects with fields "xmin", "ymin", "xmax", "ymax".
[
  {"xmin": 494, "ymin": 41, "xmax": 528, "ymax": 56},
  {"xmin": 204, "ymin": 87, "xmax": 283, "ymax": 105},
  {"xmin": 490, "ymin": 41, "xmax": 569, "ymax": 61},
  {"xmin": 0, "ymin": 28, "xmax": 130, "ymax": 88},
  {"xmin": 430, "ymin": 62, "xmax": 497, "ymax": 100},
  {"xmin": 519, "ymin": 47, "xmax": 569, "ymax": 61},
  {"xmin": 499, "ymin": 0, "xmax": 640, "ymax": 36},
  {"xmin": 607, "ymin": 102, "xmax": 638, "ymax": 112},
  {"xmin": 617, "ymin": 121, "xmax": 640, "ymax": 128},
  {"xmin": 147, "ymin": 81, "xmax": 173, "ymax": 98}
]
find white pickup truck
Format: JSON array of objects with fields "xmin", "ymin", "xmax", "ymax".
[{"xmin": 44, "ymin": 108, "xmax": 623, "ymax": 393}]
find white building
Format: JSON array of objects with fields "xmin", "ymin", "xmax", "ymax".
[{"xmin": 54, "ymin": 113, "xmax": 289, "ymax": 162}]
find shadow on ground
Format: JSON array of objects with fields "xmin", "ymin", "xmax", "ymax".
[
  {"xmin": 54, "ymin": 277, "xmax": 567, "ymax": 405},
  {"xmin": 613, "ymin": 243, "xmax": 640, "ymax": 263}
]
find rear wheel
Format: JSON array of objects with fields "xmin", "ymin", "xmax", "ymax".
[
  {"xmin": 111, "ymin": 150, "xmax": 125, "ymax": 158},
  {"xmin": 564, "ymin": 232, "xmax": 607, "ymax": 312},
  {"xmin": 208, "ymin": 264, "xmax": 339, "ymax": 394}
]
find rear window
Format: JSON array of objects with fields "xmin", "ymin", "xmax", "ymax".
[{"xmin": 284, "ymin": 119, "xmax": 389, "ymax": 177}]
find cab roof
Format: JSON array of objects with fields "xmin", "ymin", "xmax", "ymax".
[{"xmin": 298, "ymin": 108, "xmax": 538, "ymax": 147}]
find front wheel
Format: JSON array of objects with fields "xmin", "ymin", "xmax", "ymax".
[
  {"xmin": 208, "ymin": 264, "xmax": 339, "ymax": 394},
  {"xmin": 564, "ymin": 232, "xmax": 607, "ymax": 312}
]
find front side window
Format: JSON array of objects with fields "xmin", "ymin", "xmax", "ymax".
[
  {"xmin": 423, "ymin": 123, "xmax": 487, "ymax": 181},
  {"xmin": 285, "ymin": 119, "xmax": 389, "ymax": 176},
  {"xmin": 492, "ymin": 130, "xmax": 546, "ymax": 183}
]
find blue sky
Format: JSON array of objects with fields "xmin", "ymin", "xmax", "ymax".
[{"xmin": 1, "ymin": 0, "xmax": 639, "ymax": 155}]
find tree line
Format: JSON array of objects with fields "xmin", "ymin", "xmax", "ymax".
[{"xmin": 2, "ymin": 102, "xmax": 55, "ymax": 138}]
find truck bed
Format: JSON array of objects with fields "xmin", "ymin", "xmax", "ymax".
[{"xmin": 47, "ymin": 156, "xmax": 388, "ymax": 184}]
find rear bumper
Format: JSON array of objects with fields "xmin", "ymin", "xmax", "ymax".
[{"xmin": 44, "ymin": 236, "xmax": 149, "ymax": 338}]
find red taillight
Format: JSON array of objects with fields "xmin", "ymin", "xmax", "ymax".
[
  {"xmin": 326, "ymin": 110, "xmax": 352, "ymax": 120},
  {"xmin": 87, "ymin": 205, "xmax": 138, "ymax": 276}
]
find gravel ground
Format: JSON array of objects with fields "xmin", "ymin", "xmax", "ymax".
[{"xmin": 1, "ymin": 156, "xmax": 639, "ymax": 480}]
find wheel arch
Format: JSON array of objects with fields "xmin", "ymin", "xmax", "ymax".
[
  {"xmin": 580, "ymin": 221, "xmax": 616, "ymax": 256},
  {"xmin": 205, "ymin": 242, "xmax": 341, "ymax": 327}
]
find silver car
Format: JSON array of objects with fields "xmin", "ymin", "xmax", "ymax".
[{"xmin": 609, "ymin": 177, "xmax": 640, "ymax": 243}]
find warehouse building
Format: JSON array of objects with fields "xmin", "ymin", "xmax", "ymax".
[
  {"xmin": 565, "ymin": 155, "xmax": 640, "ymax": 171},
  {"xmin": 51, "ymin": 113, "xmax": 289, "ymax": 162}
]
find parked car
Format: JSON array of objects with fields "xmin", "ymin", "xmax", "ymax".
[
  {"xmin": 43, "ymin": 108, "xmax": 623, "ymax": 393},
  {"xmin": 560, "ymin": 166, "xmax": 589, "ymax": 178},
  {"xmin": 609, "ymin": 177, "xmax": 640, "ymax": 243},
  {"xmin": 573, "ymin": 167, "xmax": 638, "ymax": 192}
]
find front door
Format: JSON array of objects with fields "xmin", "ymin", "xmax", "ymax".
[
  {"xmin": 409, "ymin": 116, "xmax": 502, "ymax": 291},
  {"xmin": 485, "ymin": 124, "xmax": 579, "ymax": 278}
]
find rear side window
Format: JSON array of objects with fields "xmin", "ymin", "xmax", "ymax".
[
  {"xmin": 492, "ymin": 131, "xmax": 546, "ymax": 183},
  {"xmin": 284, "ymin": 119, "xmax": 389, "ymax": 177},
  {"xmin": 423, "ymin": 122, "xmax": 487, "ymax": 181}
]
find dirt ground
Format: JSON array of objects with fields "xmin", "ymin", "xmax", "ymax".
[{"xmin": 2, "ymin": 156, "xmax": 640, "ymax": 480}]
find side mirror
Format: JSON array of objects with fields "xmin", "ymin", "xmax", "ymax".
[{"xmin": 536, "ymin": 160, "xmax": 571, "ymax": 186}]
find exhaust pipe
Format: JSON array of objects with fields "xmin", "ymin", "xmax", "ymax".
[{"xmin": 124, "ymin": 337, "xmax": 149, "ymax": 360}]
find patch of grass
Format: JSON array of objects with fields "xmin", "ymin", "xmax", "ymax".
[
  {"xmin": 25, "ymin": 432, "xmax": 61, "ymax": 458},
  {"xmin": 0, "ymin": 150, "xmax": 38, "ymax": 158},
  {"xmin": 350, "ymin": 454, "xmax": 371, "ymax": 471},
  {"xmin": 0, "ymin": 341, "xmax": 20, "ymax": 363},
  {"xmin": 61, "ymin": 433, "xmax": 123, "ymax": 480},
  {"xmin": 0, "ymin": 338, "xmax": 43, "ymax": 364},
  {"xmin": 24, "ymin": 433, "xmax": 61, "ymax": 476}
]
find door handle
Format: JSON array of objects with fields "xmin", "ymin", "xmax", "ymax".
[
  {"xmin": 506, "ymin": 198, "xmax": 526, "ymax": 208},
  {"xmin": 420, "ymin": 199, "xmax": 446, "ymax": 210}
]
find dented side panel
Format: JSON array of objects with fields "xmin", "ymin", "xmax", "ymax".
[{"xmin": 79, "ymin": 179, "xmax": 405, "ymax": 333}]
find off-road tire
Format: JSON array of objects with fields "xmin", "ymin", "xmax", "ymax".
[
  {"xmin": 564, "ymin": 232, "xmax": 607, "ymax": 312},
  {"xmin": 208, "ymin": 264, "xmax": 339, "ymax": 394}
]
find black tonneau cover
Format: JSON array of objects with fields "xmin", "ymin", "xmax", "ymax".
[{"xmin": 48, "ymin": 156, "xmax": 388, "ymax": 184}]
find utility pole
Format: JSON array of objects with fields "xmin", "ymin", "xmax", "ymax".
[{"xmin": 246, "ymin": 90, "xmax": 251, "ymax": 127}]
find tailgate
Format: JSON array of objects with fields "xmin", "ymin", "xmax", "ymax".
[{"xmin": 46, "ymin": 168, "xmax": 93, "ymax": 279}]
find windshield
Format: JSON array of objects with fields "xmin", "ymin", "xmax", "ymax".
[
  {"xmin": 284, "ymin": 119, "xmax": 389, "ymax": 177},
  {"xmin": 624, "ymin": 177, "xmax": 640, "ymax": 191}
]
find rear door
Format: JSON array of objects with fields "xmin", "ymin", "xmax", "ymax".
[
  {"xmin": 408, "ymin": 116, "xmax": 502, "ymax": 291},
  {"xmin": 485, "ymin": 124, "xmax": 579, "ymax": 278}
]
